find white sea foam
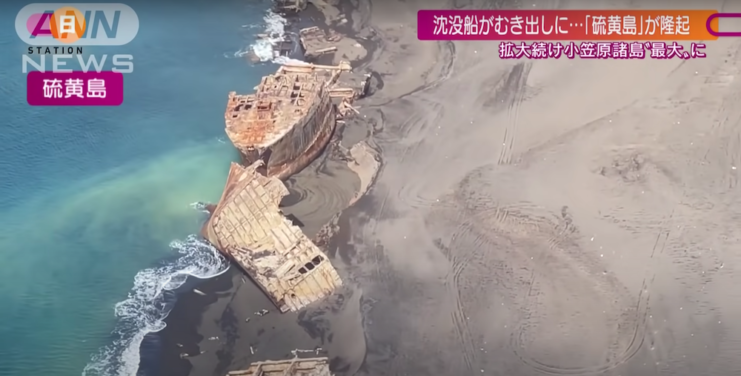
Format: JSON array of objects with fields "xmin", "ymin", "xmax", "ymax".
[
  {"xmin": 189, "ymin": 201, "xmax": 210, "ymax": 213},
  {"xmin": 232, "ymin": 46, "xmax": 251, "ymax": 58},
  {"xmin": 273, "ymin": 56, "xmax": 308, "ymax": 65},
  {"xmin": 250, "ymin": 10, "xmax": 288, "ymax": 62},
  {"xmin": 81, "ymin": 235, "xmax": 229, "ymax": 376}
]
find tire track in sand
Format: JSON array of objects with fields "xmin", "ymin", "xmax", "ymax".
[
  {"xmin": 495, "ymin": 62, "xmax": 532, "ymax": 166},
  {"xmin": 434, "ymin": 228, "xmax": 484, "ymax": 374},
  {"xmin": 431, "ymin": 201, "xmax": 520, "ymax": 374},
  {"xmin": 370, "ymin": 36, "xmax": 456, "ymax": 219},
  {"xmin": 512, "ymin": 210, "xmax": 675, "ymax": 375},
  {"xmin": 703, "ymin": 49, "xmax": 741, "ymax": 194},
  {"xmin": 369, "ymin": 39, "xmax": 456, "ymax": 107},
  {"xmin": 426, "ymin": 165, "xmax": 654, "ymax": 375},
  {"xmin": 392, "ymin": 97, "xmax": 448, "ymax": 210}
]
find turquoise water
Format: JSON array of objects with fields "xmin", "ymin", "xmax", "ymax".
[{"xmin": 0, "ymin": 1, "xmax": 284, "ymax": 375}]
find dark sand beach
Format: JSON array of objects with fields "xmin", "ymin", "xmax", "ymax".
[{"xmin": 160, "ymin": 0, "xmax": 741, "ymax": 375}]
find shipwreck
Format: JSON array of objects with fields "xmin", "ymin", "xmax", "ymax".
[
  {"xmin": 202, "ymin": 161, "xmax": 342, "ymax": 312},
  {"xmin": 224, "ymin": 61, "xmax": 369, "ymax": 180},
  {"xmin": 227, "ymin": 356, "xmax": 332, "ymax": 376},
  {"xmin": 299, "ymin": 26, "xmax": 340, "ymax": 62},
  {"xmin": 204, "ymin": 62, "xmax": 370, "ymax": 312},
  {"xmin": 273, "ymin": 0, "xmax": 307, "ymax": 13}
]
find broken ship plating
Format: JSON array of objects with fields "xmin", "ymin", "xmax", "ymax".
[{"xmin": 225, "ymin": 62, "xmax": 352, "ymax": 179}]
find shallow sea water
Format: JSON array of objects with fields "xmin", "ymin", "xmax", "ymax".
[{"xmin": 0, "ymin": 0, "xmax": 285, "ymax": 375}]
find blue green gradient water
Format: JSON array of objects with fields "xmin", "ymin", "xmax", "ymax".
[{"xmin": 0, "ymin": 1, "xmax": 282, "ymax": 375}]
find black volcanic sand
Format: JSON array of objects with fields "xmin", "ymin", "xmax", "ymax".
[
  {"xmin": 157, "ymin": 263, "xmax": 367, "ymax": 376},
  {"xmin": 156, "ymin": 2, "xmax": 377, "ymax": 376},
  {"xmin": 156, "ymin": 115, "xmax": 370, "ymax": 376},
  {"xmin": 161, "ymin": 0, "xmax": 741, "ymax": 375}
]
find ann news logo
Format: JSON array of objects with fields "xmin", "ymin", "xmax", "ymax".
[{"xmin": 15, "ymin": 3, "xmax": 139, "ymax": 46}]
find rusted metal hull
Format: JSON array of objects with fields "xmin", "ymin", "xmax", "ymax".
[
  {"xmin": 201, "ymin": 161, "xmax": 342, "ymax": 312},
  {"xmin": 225, "ymin": 63, "xmax": 352, "ymax": 181},
  {"xmin": 237, "ymin": 92, "xmax": 337, "ymax": 180},
  {"xmin": 227, "ymin": 357, "xmax": 332, "ymax": 376}
]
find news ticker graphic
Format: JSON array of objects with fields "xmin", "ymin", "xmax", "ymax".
[
  {"xmin": 418, "ymin": 10, "xmax": 727, "ymax": 40},
  {"xmin": 499, "ymin": 41, "xmax": 706, "ymax": 60},
  {"xmin": 27, "ymin": 71, "xmax": 123, "ymax": 106}
]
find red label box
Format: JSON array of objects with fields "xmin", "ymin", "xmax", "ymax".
[{"xmin": 27, "ymin": 71, "xmax": 124, "ymax": 106}]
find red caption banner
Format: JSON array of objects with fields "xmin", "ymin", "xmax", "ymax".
[
  {"xmin": 417, "ymin": 10, "xmax": 719, "ymax": 40},
  {"xmin": 27, "ymin": 71, "xmax": 124, "ymax": 106}
]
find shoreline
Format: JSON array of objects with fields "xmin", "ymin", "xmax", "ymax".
[
  {"xmin": 155, "ymin": 0, "xmax": 384, "ymax": 375},
  {"xmin": 158, "ymin": 0, "xmax": 741, "ymax": 375}
]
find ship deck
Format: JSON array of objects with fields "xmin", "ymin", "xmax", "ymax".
[
  {"xmin": 226, "ymin": 357, "xmax": 332, "ymax": 376},
  {"xmin": 202, "ymin": 161, "xmax": 342, "ymax": 312},
  {"xmin": 224, "ymin": 65, "xmax": 342, "ymax": 151},
  {"xmin": 299, "ymin": 26, "xmax": 340, "ymax": 61}
]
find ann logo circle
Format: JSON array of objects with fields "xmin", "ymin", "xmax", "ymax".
[{"xmin": 49, "ymin": 7, "xmax": 86, "ymax": 44}]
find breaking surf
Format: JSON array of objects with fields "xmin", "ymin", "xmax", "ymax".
[{"xmin": 82, "ymin": 235, "xmax": 229, "ymax": 376}]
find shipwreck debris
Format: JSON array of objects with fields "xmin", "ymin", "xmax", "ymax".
[
  {"xmin": 224, "ymin": 61, "xmax": 366, "ymax": 180},
  {"xmin": 292, "ymin": 347, "xmax": 324, "ymax": 356},
  {"xmin": 201, "ymin": 161, "xmax": 343, "ymax": 312},
  {"xmin": 226, "ymin": 356, "xmax": 333, "ymax": 376},
  {"xmin": 273, "ymin": 0, "xmax": 307, "ymax": 13},
  {"xmin": 299, "ymin": 26, "xmax": 341, "ymax": 62},
  {"xmin": 255, "ymin": 309, "xmax": 270, "ymax": 316}
]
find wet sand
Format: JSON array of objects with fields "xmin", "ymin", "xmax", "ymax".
[{"xmin": 160, "ymin": 0, "xmax": 741, "ymax": 375}]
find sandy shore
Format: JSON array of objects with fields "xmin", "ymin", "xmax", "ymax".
[{"xmin": 160, "ymin": 0, "xmax": 741, "ymax": 375}]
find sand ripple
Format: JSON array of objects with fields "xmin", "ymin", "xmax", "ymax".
[
  {"xmin": 424, "ymin": 164, "xmax": 653, "ymax": 374},
  {"xmin": 281, "ymin": 159, "xmax": 358, "ymax": 235}
]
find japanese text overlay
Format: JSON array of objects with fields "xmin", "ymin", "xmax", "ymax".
[
  {"xmin": 499, "ymin": 41, "xmax": 706, "ymax": 59},
  {"xmin": 27, "ymin": 71, "xmax": 124, "ymax": 106},
  {"xmin": 418, "ymin": 10, "xmax": 719, "ymax": 40}
]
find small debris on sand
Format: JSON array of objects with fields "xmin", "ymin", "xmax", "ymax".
[{"xmin": 254, "ymin": 309, "xmax": 269, "ymax": 316}]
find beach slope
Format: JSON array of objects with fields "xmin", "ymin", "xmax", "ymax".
[{"xmin": 162, "ymin": 0, "xmax": 741, "ymax": 375}]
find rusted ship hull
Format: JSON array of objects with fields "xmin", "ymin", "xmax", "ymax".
[
  {"xmin": 225, "ymin": 63, "xmax": 356, "ymax": 181},
  {"xmin": 231, "ymin": 90, "xmax": 337, "ymax": 180},
  {"xmin": 211, "ymin": 62, "xmax": 365, "ymax": 312},
  {"xmin": 201, "ymin": 161, "xmax": 342, "ymax": 312}
]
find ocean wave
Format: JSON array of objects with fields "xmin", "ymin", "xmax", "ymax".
[
  {"xmin": 231, "ymin": 46, "xmax": 251, "ymax": 58},
  {"xmin": 273, "ymin": 56, "xmax": 309, "ymax": 65},
  {"xmin": 250, "ymin": 10, "xmax": 288, "ymax": 62},
  {"xmin": 189, "ymin": 201, "xmax": 210, "ymax": 213},
  {"xmin": 81, "ymin": 235, "xmax": 229, "ymax": 376}
]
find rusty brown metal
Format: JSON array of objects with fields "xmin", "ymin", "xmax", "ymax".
[
  {"xmin": 202, "ymin": 161, "xmax": 342, "ymax": 312},
  {"xmin": 226, "ymin": 357, "xmax": 332, "ymax": 376},
  {"xmin": 208, "ymin": 63, "xmax": 371, "ymax": 312},
  {"xmin": 224, "ymin": 63, "xmax": 356, "ymax": 180},
  {"xmin": 299, "ymin": 26, "xmax": 342, "ymax": 61}
]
